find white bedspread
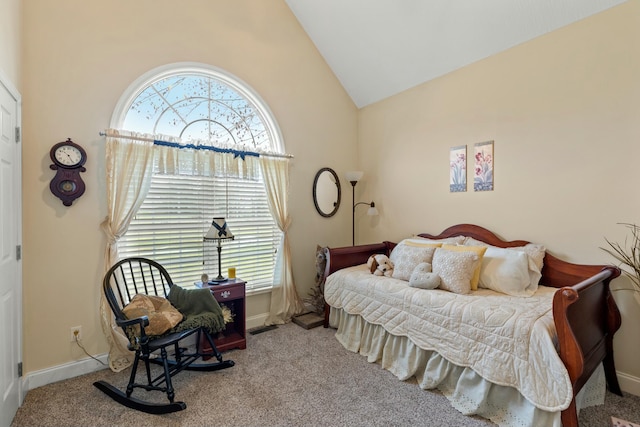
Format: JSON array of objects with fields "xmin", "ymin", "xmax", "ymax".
[{"xmin": 324, "ymin": 264, "xmax": 573, "ymax": 412}]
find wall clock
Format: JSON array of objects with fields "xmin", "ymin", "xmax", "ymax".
[{"xmin": 49, "ymin": 138, "xmax": 87, "ymax": 206}]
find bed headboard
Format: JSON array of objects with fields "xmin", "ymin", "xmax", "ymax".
[{"xmin": 418, "ymin": 223, "xmax": 619, "ymax": 289}]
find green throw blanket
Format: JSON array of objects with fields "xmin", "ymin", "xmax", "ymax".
[{"xmin": 167, "ymin": 285, "xmax": 225, "ymax": 335}]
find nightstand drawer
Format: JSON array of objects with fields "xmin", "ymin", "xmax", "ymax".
[{"xmin": 211, "ymin": 284, "xmax": 244, "ymax": 302}]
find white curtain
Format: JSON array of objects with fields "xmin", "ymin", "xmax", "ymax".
[
  {"xmin": 99, "ymin": 130, "xmax": 297, "ymax": 368},
  {"xmin": 99, "ymin": 130, "xmax": 156, "ymax": 372},
  {"xmin": 260, "ymin": 156, "xmax": 304, "ymax": 324},
  {"xmin": 100, "ymin": 131, "xmax": 268, "ymax": 370}
]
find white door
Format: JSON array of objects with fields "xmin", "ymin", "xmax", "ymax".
[{"xmin": 0, "ymin": 77, "xmax": 22, "ymax": 427}]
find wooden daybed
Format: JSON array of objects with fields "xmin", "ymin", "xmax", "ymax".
[{"xmin": 322, "ymin": 224, "xmax": 622, "ymax": 427}]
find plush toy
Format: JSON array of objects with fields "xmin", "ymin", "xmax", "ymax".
[{"xmin": 367, "ymin": 254, "xmax": 394, "ymax": 277}]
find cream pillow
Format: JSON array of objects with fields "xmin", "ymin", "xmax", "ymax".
[
  {"xmin": 507, "ymin": 243, "xmax": 545, "ymax": 273},
  {"xmin": 410, "ymin": 236, "xmax": 466, "ymax": 245},
  {"xmin": 464, "ymin": 237, "xmax": 544, "ymax": 288},
  {"xmin": 389, "ymin": 244, "xmax": 437, "ymax": 281},
  {"xmin": 409, "ymin": 262, "xmax": 440, "ymax": 289},
  {"xmin": 431, "ymin": 248, "xmax": 478, "ymax": 294},
  {"xmin": 441, "ymin": 244, "xmax": 487, "ymax": 290},
  {"xmin": 479, "ymin": 246, "xmax": 538, "ymax": 297}
]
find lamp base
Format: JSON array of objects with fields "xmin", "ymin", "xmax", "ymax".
[{"xmin": 207, "ymin": 277, "xmax": 229, "ymax": 285}]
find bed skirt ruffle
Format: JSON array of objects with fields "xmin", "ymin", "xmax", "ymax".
[{"xmin": 329, "ymin": 308, "xmax": 605, "ymax": 427}]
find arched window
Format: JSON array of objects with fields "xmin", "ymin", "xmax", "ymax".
[{"xmin": 112, "ymin": 63, "xmax": 283, "ymax": 290}]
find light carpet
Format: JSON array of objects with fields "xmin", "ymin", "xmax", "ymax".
[{"xmin": 11, "ymin": 322, "xmax": 640, "ymax": 427}]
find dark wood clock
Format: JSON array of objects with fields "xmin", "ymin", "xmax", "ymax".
[{"xmin": 49, "ymin": 138, "xmax": 87, "ymax": 206}]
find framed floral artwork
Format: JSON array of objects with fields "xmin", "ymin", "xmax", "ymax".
[
  {"xmin": 474, "ymin": 141, "xmax": 493, "ymax": 191},
  {"xmin": 449, "ymin": 145, "xmax": 467, "ymax": 192}
]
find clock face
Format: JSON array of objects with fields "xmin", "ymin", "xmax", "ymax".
[{"xmin": 54, "ymin": 144, "xmax": 83, "ymax": 167}]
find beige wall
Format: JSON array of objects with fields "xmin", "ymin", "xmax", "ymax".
[
  {"xmin": 20, "ymin": 0, "xmax": 640, "ymax": 394},
  {"xmin": 21, "ymin": 0, "xmax": 357, "ymax": 373},
  {"xmin": 358, "ymin": 2, "xmax": 640, "ymax": 387},
  {"xmin": 0, "ymin": 0, "xmax": 21, "ymax": 87}
]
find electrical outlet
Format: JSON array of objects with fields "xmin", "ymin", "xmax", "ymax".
[{"xmin": 70, "ymin": 326, "xmax": 82, "ymax": 342}]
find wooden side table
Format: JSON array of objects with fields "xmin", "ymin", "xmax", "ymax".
[{"xmin": 195, "ymin": 278, "xmax": 247, "ymax": 352}]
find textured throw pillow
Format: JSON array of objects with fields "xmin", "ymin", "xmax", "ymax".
[
  {"xmin": 122, "ymin": 294, "xmax": 183, "ymax": 336},
  {"xmin": 389, "ymin": 244, "xmax": 437, "ymax": 281},
  {"xmin": 409, "ymin": 262, "xmax": 440, "ymax": 289},
  {"xmin": 479, "ymin": 246, "xmax": 537, "ymax": 297},
  {"xmin": 432, "ymin": 248, "xmax": 479, "ymax": 294},
  {"xmin": 441, "ymin": 244, "xmax": 487, "ymax": 290}
]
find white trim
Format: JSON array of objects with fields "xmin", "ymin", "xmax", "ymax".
[
  {"xmin": 618, "ymin": 371, "xmax": 640, "ymax": 397},
  {"xmin": 21, "ymin": 354, "xmax": 109, "ymax": 400},
  {"xmin": 0, "ymin": 66, "xmax": 22, "ymax": 103},
  {"xmin": 247, "ymin": 313, "xmax": 269, "ymax": 330},
  {"xmin": 109, "ymin": 62, "xmax": 284, "ymax": 153}
]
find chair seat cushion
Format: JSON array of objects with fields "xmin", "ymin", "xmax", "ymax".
[{"xmin": 122, "ymin": 294, "xmax": 183, "ymax": 336}]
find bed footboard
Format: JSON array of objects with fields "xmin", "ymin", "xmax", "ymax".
[
  {"xmin": 323, "ymin": 242, "xmax": 393, "ymax": 327},
  {"xmin": 553, "ymin": 265, "xmax": 622, "ymax": 427}
]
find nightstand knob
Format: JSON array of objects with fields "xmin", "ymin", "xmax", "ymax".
[{"xmin": 221, "ymin": 290, "xmax": 231, "ymax": 299}]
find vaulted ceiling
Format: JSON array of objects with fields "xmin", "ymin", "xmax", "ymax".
[{"xmin": 285, "ymin": 0, "xmax": 628, "ymax": 108}]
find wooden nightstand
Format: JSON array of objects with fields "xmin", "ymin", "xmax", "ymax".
[{"xmin": 195, "ymin": 278, "xmax": 246, "ymax": 352}]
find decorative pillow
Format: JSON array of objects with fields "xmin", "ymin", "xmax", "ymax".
[
  {"xmin": 409, "ymin": 262, "xmax": 440, "ymax": 289},
  {"xmin": 400, "ymin": 239, "xmax": 443, "ymax": 248},
  {"xmin": 479, "ymin": 246, "xmax": 538, "ymax": 297},
  {"xmin": 389, "ymin": 244, "xmax": 437, "ymax": 281},
  {"xmin": 431, "ymin": 248, "xmax": 479, "ymax": 294},
  {"xmin": 122, "ymin": 294, "xmax": 183, "ymax": 336},
  {"xmin": 464, "ymin": 237, "xmax": 545, "ymax": 288},
  {"xmin": 463, "ymin": 237, "xmax": 490, "ymax": 247},
  {"xmin": 508, "ymin": 243, "xmax": 545, "ymax": 272},
  {"xmin": 409, "ymin": 235, "xmax": 466, "ymax": 245},
  {"xmin": 441, "ymin": 244, "xmax": 487, "ymax": 290}
]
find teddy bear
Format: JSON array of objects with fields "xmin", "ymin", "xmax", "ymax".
[{"xmin": 367, "ymin": 254, "xmax": 394, "ymax": 277}]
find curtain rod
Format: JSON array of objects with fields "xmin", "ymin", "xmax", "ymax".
[{"xmin": 98, "ymin": 131, "xmax": 294, "ymax": 159}]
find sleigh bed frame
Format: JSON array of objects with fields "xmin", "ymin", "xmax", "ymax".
[{"xmin": 322, "ymin": 224, "xmax": 622, "ymax": 427}]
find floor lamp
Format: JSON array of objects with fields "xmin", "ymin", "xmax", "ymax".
[
  {"xmin": 346, "ymin": 171, "xmax": 379, "ymax": 246},
  {"xmin": 203, "ymin": 217, "xmax": 234, "ymax": 284}
]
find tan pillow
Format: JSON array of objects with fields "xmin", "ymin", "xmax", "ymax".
[
  {"xmin": 432, "ymin": 248, "xmax": 479, "ymax": 294},
  {"xmin": 441, "ymin": 244, "xmax": 487, "ymax": 290},
  {"xmin": 122, "ymin": 294, "xmax": 183, "ymax": 336}
]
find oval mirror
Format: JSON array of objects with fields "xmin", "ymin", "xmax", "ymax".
[{"xmin": 313, "ymin": 168, "xmax": 341, "ymax": 218}]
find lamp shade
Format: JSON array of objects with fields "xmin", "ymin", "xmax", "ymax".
[
  {"xmin": 367, "ymin": 202, "xmax": 379, "ymax": 216},
  {"xmin": 345, "ymin": 171, "xmax": 363, "ymax": 183},
  {"xmin": 204, "ymin": 217, "xmax": 234, "ymax": 241}
]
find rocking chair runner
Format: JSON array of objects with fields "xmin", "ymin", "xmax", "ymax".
[{"xmin": 94, "ymin": 257, "xmax": 234, "ymax": 414}]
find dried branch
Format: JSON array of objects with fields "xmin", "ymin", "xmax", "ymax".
[{"xmin": 601, "ymin": 223, "xmax": 640, "ymax": 293}]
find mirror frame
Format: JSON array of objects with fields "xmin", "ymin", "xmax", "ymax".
[{"xmin": 313, "ymin": 167, "xmax": 341, "ymax": 218}]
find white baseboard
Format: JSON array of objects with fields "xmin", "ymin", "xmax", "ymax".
[
  {"xmin": 618, "ymin": 371, "xmax": 640, "ymax": 397},
  {"xmin": 247, "ymin": 313, "xmax": 269, "ymax": 330},
  {"xmin": 22, "ymin": 315, "xmax": 268, "ymax": 400},
  {"xmin": 21, "ymin": 353, "xmax": 109, "ymax": 401}
]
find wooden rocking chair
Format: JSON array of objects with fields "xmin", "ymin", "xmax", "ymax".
[{"xmin": 94, "ymin": 257, "xmax": 234, "ymax": 414}]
